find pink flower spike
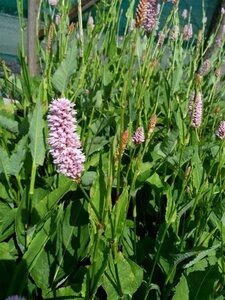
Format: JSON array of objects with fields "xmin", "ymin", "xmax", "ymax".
[
  {"xmin": 188, "ymin": 92, "xmax": 203, "ymax": 128},
  {"xmin": 47, "ymin": 98, "xmax": 85, "ymax": 181},
  {"xmin": 216, "ymin": 121, "xmax": 225, "ymax": 140},
  {"xmin": 182, "ymin": 9, "xmax": 188, "ymax": 19},
  {"xmin": 132, "ymin": 127, "xmax": 145, "ymax": 145},
  {"xmin": 183, "ymin": 24, "xmax": 193, "ymax": 41},
  {"xmin": 49, "ymin": 0, "xmax": 58, "ymax": 6}
]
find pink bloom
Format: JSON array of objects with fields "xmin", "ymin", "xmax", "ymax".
[
  {"xmin": 170, "ymin": 25, "xmax": 179, "ymax": 40},
  {"xmin": 55, "ymin": 13, "xmax": 61, "ymax": 25},
  {"xmin": 88, "ymin": 15, "xmax": 95, "ymax": 31},
  {"xmin": 183, "ymin": 24, "xmax": 193, "ymax": 41},
  {"xmin": 47, "ymin": 98, "xmax": 85, "ymax": 181},
  {"xmin": 216, "ymin": 121, "xmax": 225, "ymax": 140},
  {"xmin": 182, "ymin": 9, "xmax": 188, "ymax": 19},
  {"xmin": 144, "ymin": 0, "xmax": 160, "ymax": 33},
  {"xmin": 200, "ymin": 59, "xmax": 211, "ymax": 76},
  {"xmin": 49, "ymin": 0, "xmax": 58, "ymax": 6},
  {"xmin": 158, "ymin": 31, "xmax": 165, "ymax": 46},
  {"xmin": 132, "ymin": 127, "xmax": 145, "ymax": 144},
  {"xmin": 135, "ymin": 0, "xmax": 159, "ymax": 34},
  {"xmin": 188, "ymin": 92, "xmax": 203, "ymax": 128},
  {"xmin": 222, "ymin": 7, "xmax": 225, "ymax": 15}
]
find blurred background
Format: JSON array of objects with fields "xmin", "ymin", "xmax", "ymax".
[{"xmin": 0, "ymin": 0, "xmax": 221, "ymax": 67}]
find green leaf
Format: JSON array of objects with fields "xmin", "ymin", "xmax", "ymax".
[
  {"xmin": 103, "ymin": 64, "xmax": 113, "ymax": 86},
  {"xmin": 172, "ymin": 274, "xmax": 189, "ymax": 300},
  {"xmin": 0, "ymin": 203, "xmax": 17, "ymax": 242},
  {"xmin": 146, "ymin": 172, "xmax": 163, "ymax": 188},
  {"xmin": 0, "ymin": 242, "xmax": 17, "ymax": 299},
  {"xmin": 0, "ymin": 113, "xmax": 18, "ymax": 133},
  {"xmin": 81, "ymin": 171, "xmax": 96, "ymax": 186},
  {"xmin": 172, "ymin": 64, "xmax": 183, "ymax": 94},
  {"xmin": 28, "ymin": 99, "xmax": 45, "ymax": 166},
  {"xmin": 34, "ymin": 176, "xmax": 76, "ymax": 221},
  {"xmin": 0, "ymin": 146, "xmax": 10, "ymax": 175},
  {"xmin": 52, "ymin": 41, "xmax": 78, "ymax": 92},
  {"xmin": 9, "ymin": 216, "xmax": 53, "ymax": 295},
  {"xmin": 31, "ymin": 201, "xmax": 89, "ymax": 296},
  {"xmin": 192, "ymin": 149, "xmax": 203, "ymax": 191},
  {"xmin": 7, "ymin": 135, "xmax": 27, "ymax": 176},
  {"xmin": 183, "ymin": 244, "xmax": 220, "ymax": 269},
  {"xmin": 165, "ymin": 185, "xmax": 176, "ymax": 224},
  {"xmin": 102, "ymin": 252, "xmax": 143, "ymax": 298},
  {"xmin": 89, "ymin": 158, "xmax": 107, "ymax": 222},
  {"xmin": 113, "ymin": 188, "xmax": 129, "ymax": 241}
]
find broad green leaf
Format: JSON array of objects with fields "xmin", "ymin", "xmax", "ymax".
[
  {"xmin": 103, "ymin": 64, "xmax": 113, "ymax": 86},
  {"xmin": 31, "ymin": 201, "xmax": 89, "ymax": 295},
  {"xmin": 28, "ymin": 99, "xmax": 45, "ymax": 166},
  {"xmin": 52, "ymin": 41, "xmax": 78, "ymax": 92},
  {"xmin": 146, "ymin": 172, "xmax": 163, "ymax": 188},
  {"xmin": 89, "ymin": 157, "xmax": 107, "ymax": 222},
  {"xmin": 34, "ymin": 176, "xmax": 76, "ymax": 221},
  {"xmin": 0, "ymin": 202, "xmax": 17, "ymax": 242},
  {"xmin": 0, "ymin": 243, "xmax": 17, "ymax": 299},
  {"xmin": 0, "ymin": 146, "xmax": 10, "ymax": 175},
  {"xmin": 113, "ymin": 188, "xmax": 129, "ymax": 241},
  {"xmin": 165, "ymin": 185, "xmax": 176, "ymax": 224},
  {"xmin": 184, "ymin": 244, "xmax": 220, "ymax": 269},
  {"xmin": 15, "ymin": 189, "xmax": 30, "ymax": 251},
  {"xmin": 86, "ymin": 136, "xmax": 108, "ymax": 155},
  {"xmin": 45, "ymin": 286, "xmax": 85, "ymax": 299},
  {"xmin": 9, "ymin": 216, "xmax": 53, "ymax": 295},
  {"xmin": 7, "ymin": 135, "xmax": 27, "ymax": 176},
  {"xmin": 172, "ymin": 274, "xmax": 189, "ymax": 300},
  {"xmin": 136, "ymin": 162, "xmax": 152, "ymax": 183},
  {"xmin": 192, "ymin": 149, "xmax": 203, "ymax": 191},
  {"xmin": 172, "ymin": 64, "xmax": 183, "ymax": 94},
  {"xmin": 0, "ymin": 113, "xmax": 18, "ymax": 133},
  {"xmin": 187, "ymin": 264, "xmax": 220, "ymax": 300},
  {"xmin": 102, "ymin": 252, "xmax": 143, "ymax": 298},
  {"xmin": 160, "ymin": 130, "xmax": 178, "ymax": 157},
  {"xmin": 81, "ymin": 171, "xmax": 96, "ymax": 186}
]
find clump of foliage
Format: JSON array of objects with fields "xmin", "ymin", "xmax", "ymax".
[{"xmin": 1, "ymin": 0, "xmax": 225, "ymax": 299}]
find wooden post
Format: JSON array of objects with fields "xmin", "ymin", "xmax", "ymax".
[{"xmin": 28, "ymin": 0, "xmax": 40, "ymax": 76}]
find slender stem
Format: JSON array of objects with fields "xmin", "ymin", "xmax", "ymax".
[
  {"xmin": 79, "ymin": 184, "xmax": 101, "ymax": 222},
  {"xmin": 29, "ymin": 162, "xmax": 37, "ymax": 195},
  {"xmin": 144, "ymin": 223, "xmax": 170, "ymax": 300},
  {"xmin": 78, "ymin": 0, "xmax": 84, "ymax": 63}
]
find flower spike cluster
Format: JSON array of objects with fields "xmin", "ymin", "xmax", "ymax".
[
  {"xmin": 135, "ymin": 0, "xmax": 159, "ymax": 34},
  {"xmin": 216, "ymin": 121, "xmax": 225, "ymax": 140},
  {"xmin": 132, "ymin": 127, "xmax": 145, "ymax": 144},
  {"xmin": 188, "ymin": 92, "xmax": 203, "ymax": 128},
  {"xmin": 47, "ymin": 98, "xmax": 85, "ymax": 181}
]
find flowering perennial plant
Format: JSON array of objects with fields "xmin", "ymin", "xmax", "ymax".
[{"xmin": 47, "ymin": 98, "xmax": 85, "ymax": 181}]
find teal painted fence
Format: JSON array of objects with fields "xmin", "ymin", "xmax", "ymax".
[
  {"xmin": 0, "ymin": 0, "xmax": 221, "ymax": 59},
  {"xmin": 0, "ymin": 0, "xmax": 221, "ymax": 30}
]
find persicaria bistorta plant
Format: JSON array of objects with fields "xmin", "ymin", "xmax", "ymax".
[{"xmin": 47, "ymin": 98, "xmax": 85, "ymax": 181}]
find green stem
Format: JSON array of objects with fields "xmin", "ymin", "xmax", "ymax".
[
  {"xmin": 29, "ymin": 162, "xmax": 37, "ymax": 195},
  {"xmin": 144, "ymin": 222, "xmax": 170, "ymax": 300},
  {"xmin": 79, "ymin": 184, "xmax": 101, "ymax": 222}
]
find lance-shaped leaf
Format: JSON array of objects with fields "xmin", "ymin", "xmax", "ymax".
[
  {"xmin": 28, "ymin": 99, "xmax": 45, "ymax": 166},
  {"xmin": 7, "ymin": 135, "xmax": 28, "ymax": 176}
]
